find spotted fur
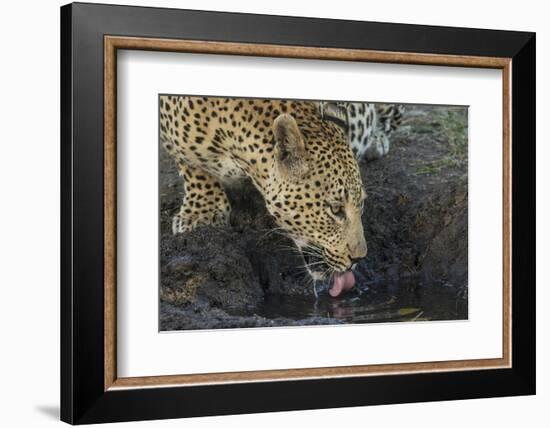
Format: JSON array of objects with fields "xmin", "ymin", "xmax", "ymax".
[
  {"xmin": 320, "ymin": 102, "xmax": 404, "ymax": 161},
  {"xmin": 160, "ymin": 96, "xmax": 368, "ymax": 278}
]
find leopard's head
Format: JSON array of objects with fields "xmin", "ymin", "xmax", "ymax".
[{"xmin": 264, "ymin": 106, "xmax": 367, "ymax": 296}]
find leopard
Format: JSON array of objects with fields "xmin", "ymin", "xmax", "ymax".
[
  {"xmin": 319, "ymin": 101, "xmax": 404, "ymax": 161},
  {"xmin": 160, "ymin": 95, "xmax": 368, "ymax": 297}
]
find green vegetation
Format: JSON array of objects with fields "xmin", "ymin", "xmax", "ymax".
[{"xmin": 414, "ymin": 107, "xmax": 468, "ymax": 175}]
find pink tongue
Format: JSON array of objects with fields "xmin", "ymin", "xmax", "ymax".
[{"xmin": 329, "ymin": 271, "xmax": 356, "ymax": 297}]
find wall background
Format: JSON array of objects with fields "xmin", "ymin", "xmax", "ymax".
[{"xmin": 0, "ymin": 0, "xmax": 545, "ymax": 426}]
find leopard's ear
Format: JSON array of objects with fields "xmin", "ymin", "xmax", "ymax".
[{"xmin": 273, "ymin": 114, "xmax": 309, "ymax": 181}]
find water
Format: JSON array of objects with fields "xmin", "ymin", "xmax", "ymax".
[{"xmin": 229, "ymin": 276, "xmax": 467, "ymax": 326}]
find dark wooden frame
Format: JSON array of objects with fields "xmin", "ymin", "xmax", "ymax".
[{"xmin": 61, "ymin": 2, "xmax": 535, "ymax": 424}]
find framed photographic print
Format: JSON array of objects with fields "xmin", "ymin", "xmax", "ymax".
[{"xmin": 60, "ymin": 2, "xmax": 535, "ymax": 424}]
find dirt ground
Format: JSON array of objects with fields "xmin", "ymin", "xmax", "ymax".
[{"xmin": 159, "ymin": 104, "xmax": 468, "ymax": 331}]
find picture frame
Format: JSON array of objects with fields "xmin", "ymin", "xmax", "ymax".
[{"xmin": 60, "ymin": 2, "xmax": 535, "ymax": 424}]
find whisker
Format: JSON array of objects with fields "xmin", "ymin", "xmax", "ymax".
[
  {"xmin": 304, "ymin": 261, "xmax": 327, "ymax": 268},
  {"xmin": 259, "ymin": 227, "xmax": 288, "ymax": 240}
]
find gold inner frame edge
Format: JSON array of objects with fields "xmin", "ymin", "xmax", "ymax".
[{"xmin": 104, "ymin": 36, "xmax": 512, "ymax": 391}]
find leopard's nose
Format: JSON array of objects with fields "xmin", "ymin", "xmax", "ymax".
[{"xmin": 349, "ymin": 236, "xmax": 368, "ymax": 260}]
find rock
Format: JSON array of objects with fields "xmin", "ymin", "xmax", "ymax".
[{"xmin": 160, "ymin": 227, "xmax": 265, "ymax": 309}]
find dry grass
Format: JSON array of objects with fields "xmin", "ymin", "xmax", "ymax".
[{"xmin": 413, "ymin": 107, "xmax": 468, "ymax": 175}]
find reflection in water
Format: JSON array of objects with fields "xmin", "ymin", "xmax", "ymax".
[{"xmin": 228, "ymin": 276, "xmax": 467, "ymax": 325}]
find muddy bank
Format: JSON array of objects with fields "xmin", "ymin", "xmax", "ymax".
[{"xmin": 159, "ymin": 105, "xmax": 468, "ymax": 330}]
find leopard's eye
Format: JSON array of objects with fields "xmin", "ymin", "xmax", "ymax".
[{"xmin": 329, "ymin": 204, "xmax": 345, "ymax": 219}]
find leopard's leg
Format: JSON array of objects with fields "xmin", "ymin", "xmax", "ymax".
[
  {"xmin": 363, "ymin": 133, "xmax": 390, "ymax": 161},
  {"xmin": 172, "ymin": 163, "xmax": 231, "ymax": 234}
]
